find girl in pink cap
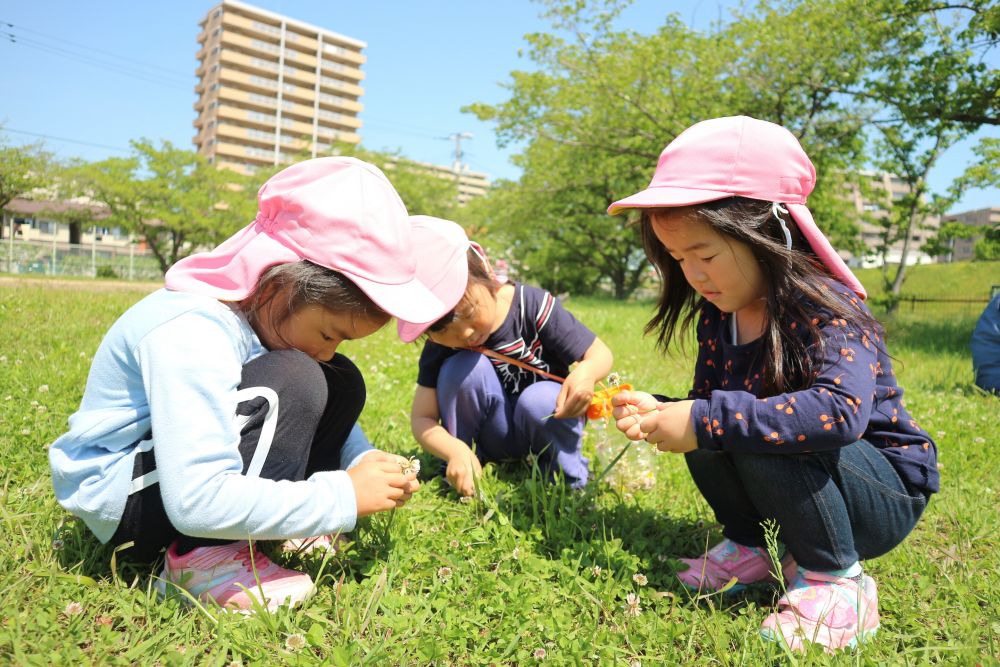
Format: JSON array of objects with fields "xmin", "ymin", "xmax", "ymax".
[
  {"xmin": 398, "ymin": 216, "xmax": 614, "ymax": 496},
  {"xmin": 607, "ymin": 116, "xmax": 938, "ymax": 653},
  {"xmin": 49, "ymin": 157, "xmax": 448, "ymax": 613}
]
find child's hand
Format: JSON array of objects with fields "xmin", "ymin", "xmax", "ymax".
[
  {"xmin": 347, "ymin": 456, "xmax": 420, "ymax": 517},
  {"xmin": 446, "ymin": 448, "xmax": 483, "ymax": 497},
  {"xmin": 555, "ymin": 369, "xmax": 597, "ymax": 419},
  {"xmin": 611, "ymin": 392, "xmax": 698, "ymax": 453}
]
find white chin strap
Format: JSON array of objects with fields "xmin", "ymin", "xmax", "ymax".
[{"xmin": 772, "ymin": 202, "xmax": 793, "ymax": 250}]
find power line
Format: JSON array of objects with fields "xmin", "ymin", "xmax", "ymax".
[
  {"xmin": 1, "ymin": 23, "xmax": 192, "ymax": 91},
  {"xmin": 0, "ymin": 20, "xmax": 190, "ymax": 78},
  {"xmin": 1, "ymin": 127, "xmax": 131, "ymax": 153}
]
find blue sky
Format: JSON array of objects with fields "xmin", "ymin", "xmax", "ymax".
[{"xmin": 1, "ymin": 0, "xmax": 996, "ymax": 213}]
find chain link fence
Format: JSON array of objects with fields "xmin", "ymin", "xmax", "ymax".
[{"xmin": 2, "ymin": 239, "xmax": 162, "ymax": 281}]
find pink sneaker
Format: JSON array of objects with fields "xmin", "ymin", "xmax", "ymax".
[
  {"xmin": 281, "ymin": 533, "xmax": 348, "ymax": 555},
  {"xmin": 677, "ymin": 538, "xmax": 797, "ymax": 593},
  {"xmin": 759, "ymin": 569, "xmax": 880, "ymax": 652},
  {"xmin": 154, "ymin": 540, "xmax": 315, "ymax": 613}
]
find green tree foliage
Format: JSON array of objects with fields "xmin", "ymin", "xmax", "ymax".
[
  {"xmin": 0, "ymin": 133, "xmax": 52, "ymax": 211},
  {"xmin": 466, "ymin": 0, "xmax": 996, "ymax": 299},
  {"xmin": 851, "ymin": 0, "xmax": 998, "ymax": 298},
  {"xmin": 974, "ymin": 225, "xmax": 1000, "ymax": 260},
  {"xmin": 466, "ymin": 0, "xmax": 873, "ymax": 298},
  {"xmin": 68, "ymin": 140, "xmax": 259, "ymax": 274}
]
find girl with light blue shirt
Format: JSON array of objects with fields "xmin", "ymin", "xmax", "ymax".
[{"xmin": 49, "ymin": 157, "xmax": 449, "ymax": 613}]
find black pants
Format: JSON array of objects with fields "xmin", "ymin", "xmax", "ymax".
[{"xmin": 110, "ymin": 350, "xmax": 366, "ymax": 561}]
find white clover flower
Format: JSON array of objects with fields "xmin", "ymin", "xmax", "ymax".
[
  {"xmin": 20, "ymin": 428, "xmax": 30, "ymax": 436},
  {"xmin": 437, "ymin": 566, "xmax": 452, "ymax": 580},
  {"xmin": 64, "ymin": 601, "xmax": 84, "ymax": 616},
  {"xmin": 632, "ymin": 573, "xmax": 648, "ymax": 586},
  {"xmin": 511, "ymin": 547, "xmax": 520, "ymax": 560},
  {"xmin": 399, "ymin": 456, "xmax": 421, "ymax": 476},
  {"xmin": 624, "ymin": 593, "xmax": 641, "ymax": 617},
  {"xmin": 533, "ymin": 648, "xmax": 546, "ymax": 659},
  {"xmin": 285, "ymin": 633, "xmax": 306, "ymax": 651},
  {"xmin": 52, "ymin": 538, "xmax": 65, "ymax": 551},
  {"xmin": 37, "ymin": 384, "xmax": 49, "ymax": 393},
  {"xmin": 591, "ymin": 565, "xmax": 602, "ymax": 577}
]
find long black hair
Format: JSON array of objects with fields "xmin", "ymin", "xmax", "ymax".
[{"xmin": 640, "ymin": 197, "xmax": 881, "ymax": 395}]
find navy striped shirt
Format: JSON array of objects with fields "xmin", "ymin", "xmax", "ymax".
[{"xmin": 417, "ymin": 283, "xmax": 596, "ymax": 396}]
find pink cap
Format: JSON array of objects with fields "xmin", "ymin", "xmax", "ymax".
[
  {"xmin": 164, "ymin": 156, "xmax": 449, "ymax": 323},
  {"xmin": 397, "ymin": 216, "xmax": 484, "ymax": 342},
  {"xmin": 608, "ymin": 116, "xmax": 866, "ymax": 299}
]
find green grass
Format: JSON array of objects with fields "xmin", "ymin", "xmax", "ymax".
[
  {"xmin": 853, "ymin": 260, "xmax": 999, "ymax": 300},
  {"xmin": 1, "ymin": 278, "xmax": 998, "ymax": 665}
]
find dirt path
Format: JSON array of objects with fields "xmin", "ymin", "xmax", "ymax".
[{"xmin": 0, "ymin": 276, "xmax": 161, "ymax": 293}]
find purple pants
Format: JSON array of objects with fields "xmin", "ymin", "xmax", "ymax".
[{"xmin": 437, "ymin": 351, "xmax": 589, "ymax": 488}]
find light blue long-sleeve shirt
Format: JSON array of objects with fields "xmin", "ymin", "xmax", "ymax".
[{"xmin": 49, "ymin": 288, "xmax": 372, "ymax": 543}]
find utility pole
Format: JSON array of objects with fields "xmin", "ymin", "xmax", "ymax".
[{"xmin": 445, "ymin": 132, "xmax": 473, "ymax": 203}]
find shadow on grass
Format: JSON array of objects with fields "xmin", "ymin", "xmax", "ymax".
[
  {"xmin": 56, "ymin": 517, "xmax": 161, "ymax": 589},
  {"xmin": 880, "ymin": 316, "xmax": 976, "ymax": 355}
]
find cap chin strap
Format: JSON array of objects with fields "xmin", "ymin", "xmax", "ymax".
[
  {"xmin": 772, "ymin": 202, "xmax": 793, "ymax": 250},
  {"xmin": 469, "ymin": 242, "xmax": 495, "ymax": 278}
]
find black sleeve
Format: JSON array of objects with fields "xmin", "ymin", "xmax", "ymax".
[{"xmin": 416, "ymin": 341, "xmax": 458, "ymax": 388}]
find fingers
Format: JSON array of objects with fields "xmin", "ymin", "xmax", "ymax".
[{"xmin": 610, "ymin": 390, "xmax": 634, "ymax": 407}]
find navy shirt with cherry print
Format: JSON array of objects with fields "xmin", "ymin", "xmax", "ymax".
[{"xmin": 684, "ymin": 280, "xmax": 939, "ymax": 496}]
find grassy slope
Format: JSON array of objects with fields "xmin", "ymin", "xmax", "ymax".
[
  {"xmin": 852, "ymin": 260, "xmax": 999, "ymax": 300},
  {"xmin": 0, "ymin": 272, "xmax": 997, "ymax": 665}
]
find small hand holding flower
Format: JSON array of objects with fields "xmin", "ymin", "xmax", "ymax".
[
  {"xmin": 610, "ymin": 391, "xmax": 698, "ymax": 453},
  {"xmin": 555, "ymin": 368, "xmax": 599, "ymax": 419},
  {"xmin": 348, "ymin": 451, "xmax": 421, "ymax": 516}
]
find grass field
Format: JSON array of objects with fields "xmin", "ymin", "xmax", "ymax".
[{"xmin": 1, "ymin": 269, "xmax": 998, "ymax": 665}]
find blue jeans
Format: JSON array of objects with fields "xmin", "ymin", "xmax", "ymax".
[
  {"xmin": 684, "ymin": 440, "xmax": 928, "ymax": 571},
  {"xmin": 436, "ymin": 351, "xmax": 589, "ymax": 487}
]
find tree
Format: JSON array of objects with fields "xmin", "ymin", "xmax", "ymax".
[
  {"xmin": 842, "ymin": 0, "xmax": 998, "ymax": 300},
  {"xmin": 466, "ymin": 0, "xmax": 875, "ymax": 298},
  {"xmin": 0, "ymin": 133, "xmax": 52, "ymax": 212},
  {"xmin": 68, "ymin": 140, "xmax": 258, "ymax": 274}
]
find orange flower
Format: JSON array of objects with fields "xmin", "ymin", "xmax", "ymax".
[{"xmin": 587, "ymin": 382, "xmax": 633, "ymax": 420}]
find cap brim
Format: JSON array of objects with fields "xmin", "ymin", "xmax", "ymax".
[
  {"xmin": 787, "ymin": 204, "xmax": 867, "ymax": 300},
  {"xmin": 608, "ymin": 186, "xmax": 734, "ymax": 215},
  {"xmin": 346, "ymin": 272, "xmax": 449, "ymax": 326},
  {"xmin": 395, "ymin": 244, "xmax": 471, "ymax": 343}
]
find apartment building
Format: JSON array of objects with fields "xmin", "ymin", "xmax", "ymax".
[
  {"xmin": 193, "ymin": 0, "xmax": 366, "ymax": 174},
  {"xmin": 940, "ymin": 206, "xmax": 999, "ymax": 262},
  {"xmin": 844, "ymin": 171, "xmax": 940, "ymax": 268},
  {"xmin": 415, "ymin": 161, "xmax": 491, "ymax": 206}
]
